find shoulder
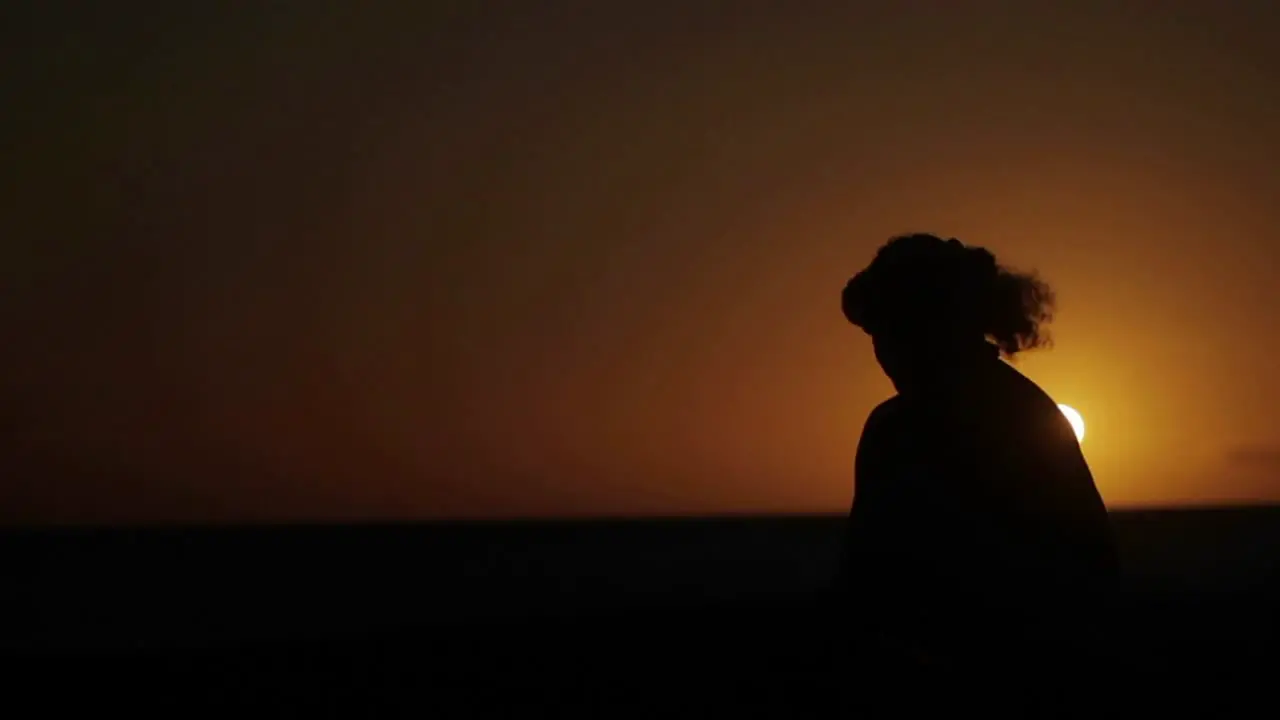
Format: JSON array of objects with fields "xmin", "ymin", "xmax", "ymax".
[
  {"xmin": 858, "ymin": 396, "xmax": 908, "ymax": 450},
  {"xmin": 865, "ymin": 396, "xmax": 907, "ymax": 429}
]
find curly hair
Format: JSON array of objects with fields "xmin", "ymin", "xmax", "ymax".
[{"xmin": 841, "ymin": 234, "xmax": 1056, "ymax": 358}]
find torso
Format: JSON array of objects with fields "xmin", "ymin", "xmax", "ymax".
[{"xmin": 844, "ymin": 361, "xmax": 1118, "ymax": 599}]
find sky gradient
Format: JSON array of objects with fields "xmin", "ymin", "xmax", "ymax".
[{"xmin": 4, "ymin": 1, "xmax": 1279, "ymax": 524}]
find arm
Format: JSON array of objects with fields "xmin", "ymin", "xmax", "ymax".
[
  {"xmin": 835, "ymin": 399, "xmax": 901, "ymax": 592},
  {"xmin": 983, "ymin": 406, "xmax": 1120, "ymax": 594},
  {"xmin": 837, "ymin": 399, "xmax": 963, "ymax": 663},
  {"xmin": 1034, "ymin": 419, "xmax": 1121, "ymax": 585}
]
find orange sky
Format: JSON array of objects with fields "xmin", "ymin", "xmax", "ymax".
[{"xmin": 4, "ymin": 2, "xmax": 1279, "ymax": 524}]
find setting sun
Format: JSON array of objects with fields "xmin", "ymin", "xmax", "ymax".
[{"xmin": 1058, "ymin": 405, "xmax": 1086, "ymax": 444}]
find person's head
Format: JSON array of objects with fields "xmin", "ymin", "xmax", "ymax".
[{"xmin": 841, "ymin": 234, "xmax": 1055, "ymax": 390}]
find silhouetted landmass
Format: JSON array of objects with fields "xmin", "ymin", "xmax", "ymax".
[{"xmin": 4, "ymin": 507, "xmax": 1276, "ymax": 701}]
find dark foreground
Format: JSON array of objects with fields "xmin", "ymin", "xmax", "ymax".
[{"xmin": 3, "ymin": 506, "xmax": 1278, "ymax": 711}]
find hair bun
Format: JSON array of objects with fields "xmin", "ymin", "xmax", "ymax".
[
  {"xmin": 842, "ymin": 233, "xmax": 1056, "ymax": 357},
  {"xmin": 960, "ymin": 245, "xmax": 999, "ymax": 282}
]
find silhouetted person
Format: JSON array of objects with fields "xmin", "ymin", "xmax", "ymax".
[{"xmin": 835, "ymin": 233, "xmax": 1119, "ymax": 671}]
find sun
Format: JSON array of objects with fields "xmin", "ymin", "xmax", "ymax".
[{"xmin": 1057, "ymin": 404, "xmax": 1086, "ymax": 443}]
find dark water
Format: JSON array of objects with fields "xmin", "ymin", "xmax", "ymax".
[
  {"xmin": 3, "ymin": 505, "xmax": 1277, "ymax": 652},
  {"xmin": 4, "ymin": 506, "xmax": 1275, "ymax": 710}
]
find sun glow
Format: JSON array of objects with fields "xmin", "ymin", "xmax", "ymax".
[{"xmin": 1057, "ymin": 404, "xmax": 1086, "ymax": 444}]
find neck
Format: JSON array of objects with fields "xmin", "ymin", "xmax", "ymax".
[{"xmin": 891, "ymin": 341, "xmax": 1000, "ymax": 395}]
